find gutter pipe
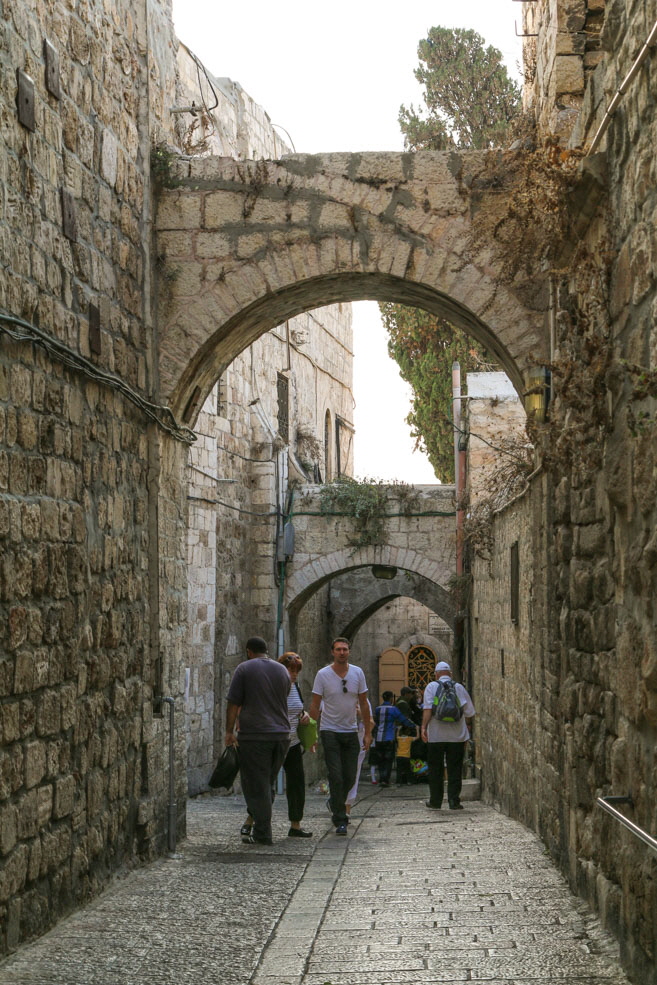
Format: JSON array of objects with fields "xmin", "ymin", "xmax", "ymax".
[{"xmin": 587, "ymin": 19, "xmax": 657, "ymax": 155}]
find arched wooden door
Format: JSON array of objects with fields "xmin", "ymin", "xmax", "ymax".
[
  {"xmin": 378, "ymin": 647, "xmax": 406, "ymax": 702},
  {"xmin": 407, "ymin": 644, "xmax": 436, "ymax": 693}
]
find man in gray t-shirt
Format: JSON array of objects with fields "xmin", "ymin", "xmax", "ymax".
[{"xmin": 225, "ymin": 637, "xmax": 290, "ymax": 845}]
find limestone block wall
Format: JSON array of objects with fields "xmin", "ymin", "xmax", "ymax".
[
  {"xmin": 523, "ymin": 0, "xmax": 606, "ymax": 140},
  {"xmin": 472, "ymin": 1, "xmax": 657, "ymax": 980},
  {"xmin": 0, "ymin": 0, "xmax": 190, "ymax": 955}
]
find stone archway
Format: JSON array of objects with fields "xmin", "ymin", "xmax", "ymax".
[
  {"xmin": 325, "ymin": 567, "xmax": 454, "ymax": 640},
  {"xmin": 155, "ymin": 151, "xmax": 549, "ymax": 419},
  {"xmin": 286, "ymin": 543, "xmax": 454, "ymax": 618}
]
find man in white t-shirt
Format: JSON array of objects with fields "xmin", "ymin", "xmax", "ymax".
[
  {"xmin": 421, "ymin": 661, "xmax": 475, "ymax": 811},
  {"xmin": 309, "ymin": 638, "xmax": 372, "ymax": 836}
]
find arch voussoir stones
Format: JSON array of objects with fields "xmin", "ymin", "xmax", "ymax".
[{"xmin": 155, "ymin": 151, "xmax": 549, "ymax": 419}]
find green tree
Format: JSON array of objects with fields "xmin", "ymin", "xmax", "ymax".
[
  {"xmin": 399, "ymin": 26, "xmax": 521, "ymax": 150},
  {"xmin": 383, "ymin": 28, "xmax": 520, "ymax": 481},
  {"xmin": 382, "ymin": 305, "xmax": 491, "ymax": 483}
]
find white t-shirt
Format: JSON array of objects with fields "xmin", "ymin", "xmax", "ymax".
[
  {"xmin": 423, "ymin": 676, "xmax": 475, "ymax": 743},
  {"xmin": 312, "ymin": 664, "xmax": 368, "ymax": 732}
]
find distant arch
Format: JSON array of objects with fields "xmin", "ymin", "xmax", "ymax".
[{"xmin": 286, "ymin": 544, "xmax": 453, "ymax": 620}]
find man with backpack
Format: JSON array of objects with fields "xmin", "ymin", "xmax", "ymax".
[{"xmin": 420, "ymin": 661, "xmax": 475, "ymax": 811}]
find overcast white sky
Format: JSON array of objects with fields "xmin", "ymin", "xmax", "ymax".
[{"xmin": 172, "ymin": 1, "xmax": 522, "ymax": 482}]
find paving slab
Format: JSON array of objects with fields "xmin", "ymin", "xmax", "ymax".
[{"xmin": 0, "ymin": 787, "xmax": 631, "ymax": 985}]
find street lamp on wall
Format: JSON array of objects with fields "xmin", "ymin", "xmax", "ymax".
[
  {"xmin": 524, "ymin": 367, "xmax": 551, "ymax": 423},
  {"xmin": 372, "ymin": 565, "xmax": 398, "ymax": 580}
]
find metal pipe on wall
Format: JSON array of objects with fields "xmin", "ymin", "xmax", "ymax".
[{"xmin": 162, "ymin": 697, "xmax": 177, "ymax": 855}]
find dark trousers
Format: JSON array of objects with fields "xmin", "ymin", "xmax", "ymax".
[
  {"xmin": 396, "ymin": 756, "xmax": 412, "ymax": 784},
  {"xmin": 320, "ymin": 730, "xmax": 360, "ymax": 826},
  {"xmin": 283, "ymin": 742, "xmax": 305, "ymax": 824},
  {"xmin": 427, "ymin": 741, "xmax": 466, "ymax": 808},
  {"xmin": 376, "ymin": 740, "xmax": 395, "ymax": 784},
  {"xmin": 238, "ymin": 737, "xmax": 289, "ymax": 841}
]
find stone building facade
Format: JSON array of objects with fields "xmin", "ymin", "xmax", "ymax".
[{"xmin": 468, "ymin": 2, "xmax": 657, "ymax": 982}]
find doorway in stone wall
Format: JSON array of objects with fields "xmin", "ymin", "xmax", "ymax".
[{"xmin": 377, "ymin": 643, "xmax": 437, "ymax": 701}]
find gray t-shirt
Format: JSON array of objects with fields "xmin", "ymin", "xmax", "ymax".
[{"xmin": 227, "ymin": 657, "xmax": 291, "ymax": 740}]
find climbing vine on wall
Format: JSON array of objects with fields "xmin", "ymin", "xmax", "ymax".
[{"xmin": 318, "ymin": 477, "xmax": 420, "ymax": 549}]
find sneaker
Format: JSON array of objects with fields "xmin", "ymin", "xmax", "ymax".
[
  {"xmin": 240, "ymin": 822, "xmax": 252, "ymax": 836},
  {"xmin": 449, "ymin": 802, "xmax": 464, "ymax": 810},
  {"xmin": 288, "ymin": 827, "xmax": 313, "ymax": 838},
  {"xmin": 242, "ymin": 833, "xmax": 273, "ymax": 845},
  {"xmin": 335, "ymin": 823, "xmax": 348, "ymax": 836},
  {"xmin": 425, "ymin": 801, "xmax": 441, "ymax": 810}
]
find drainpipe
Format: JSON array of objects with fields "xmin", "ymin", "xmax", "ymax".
[
  {"xmin": 162, "ymin": 697, "xmax": 179, "ymax": 857},
  {"xmin": 452, "ymin": 362, "xmax": 461, "ymax": 501},
  {"xmin": 587, "ymin": 18, "xmax": 657, "ymax": 155},
  {"xmin": 452, "ymin": 362, "xmax": 465, "ymax": 672}
]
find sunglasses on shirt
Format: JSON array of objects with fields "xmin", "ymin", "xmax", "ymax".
[{"xmin": 341, "ymin": 679, "xmax": 348, "ymax": 693}]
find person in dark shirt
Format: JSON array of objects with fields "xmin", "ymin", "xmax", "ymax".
[
  {"xmin": 225, "ymin": 636, "xmax": 290, "ymax": 845},
  {"xmin": 396, "ymin": 687, "xmax": 424, "ymax": 785},
  {"xmin": 372, "ymin": 691, "xmax": 417, "ymax": 787}
]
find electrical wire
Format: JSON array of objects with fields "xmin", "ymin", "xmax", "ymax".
[
  {"xmin": 187, "ymin": 493, "xmax": 277, "ymax": 517},
  {"xmin": 0, "ymin": 311, "xmax": 196, "ymax": 445}
]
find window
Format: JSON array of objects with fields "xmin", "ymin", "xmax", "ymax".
[
  {"xmin": 510, "ymin": 541, "xmax": 519, "ymax": 625},
  {"xmin": 217, "ymin": 375, "xmax": 228, "ymax": 418},
  {"xmin": 277, "ymin": 373, "xmax": 289, "ymax": 443}
]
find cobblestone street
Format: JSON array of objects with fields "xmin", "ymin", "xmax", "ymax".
[{"xmin": 0, "ymin": 787, "xmax": 631, "ymax": 985}]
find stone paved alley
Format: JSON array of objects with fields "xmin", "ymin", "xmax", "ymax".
[{"xmin": 0, "ymin": 788, "xmax": 631, "ymax": 985}]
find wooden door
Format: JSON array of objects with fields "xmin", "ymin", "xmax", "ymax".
[{"xmin": 378, "ymin": 647, "xmax": 406, "ymax": 702}]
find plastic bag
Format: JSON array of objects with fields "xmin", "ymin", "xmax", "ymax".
[{"xmin": 296, "ymin": 717, "xmax": 318, "ymax": 751}]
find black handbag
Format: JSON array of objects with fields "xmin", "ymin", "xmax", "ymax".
[{"xmin": 208, "ymin": 745, "xmax": 240, "ymax": 789}]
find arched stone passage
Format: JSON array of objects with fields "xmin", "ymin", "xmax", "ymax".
[
  {"xmin": 155, "ymin": 151, "xmax": 548, "ymax": 418},
  {"xmin": 286, "ymin": 543, "xmax": 453, "ymax": 619},
  {"xmin": 324, "ymin": 568, "xmax": 454, "ymax": 640}
]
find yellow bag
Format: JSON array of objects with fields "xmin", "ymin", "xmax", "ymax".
[{"xmin": 396, "ymin": 735, "xmax": 413, "ymax": 758}]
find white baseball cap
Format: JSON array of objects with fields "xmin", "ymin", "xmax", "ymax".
[{"xmin": 435, "ymin": 661, "xmax": 451, "ymax": 674}]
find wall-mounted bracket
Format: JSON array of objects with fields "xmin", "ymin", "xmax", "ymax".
[
  {"xmin": 16, "ymin": 69, "xmax": 36, "ymax": 131},
  {"xmin": 60, "ymin": 188, "xmax": 78, "ymax": 242},
  {"xmin": 44, "ymin": 39, "xmax": 61, "ymax": 99}
]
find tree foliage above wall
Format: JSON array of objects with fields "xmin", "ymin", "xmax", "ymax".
[
  {"xmin": 398, "ymin": 26, "xmax": 521, "ymax": 151},
  {"xmin": 382, "ymin": 305, "xmax": 494, "ymax": 483},
  {"xmin": 383, "ymin": 27, "xmax": 521, "ymax": 483}
]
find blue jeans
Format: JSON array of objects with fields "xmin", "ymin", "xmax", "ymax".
[{"xmin": 320, "ymin": 730, "xmax": 360, "ymax": 826}]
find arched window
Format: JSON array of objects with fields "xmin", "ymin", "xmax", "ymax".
[{"xmin": 407, "ymin": 645, "xmax": 436, "ymax": 692}]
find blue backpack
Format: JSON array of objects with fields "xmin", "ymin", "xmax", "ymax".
[{"xmin": 431, "ymin": 679, "xmax": 463, "ymax": 722}]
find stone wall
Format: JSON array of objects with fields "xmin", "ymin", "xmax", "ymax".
[
  {"xmin": 0, "ymin": 0, "xmax": 190, "ymax": 954},
  {"xmin": 471, "ymin": 2, "xmax": 657, "ymax": 980}
]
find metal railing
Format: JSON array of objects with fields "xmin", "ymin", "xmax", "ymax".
[{"xmin": 596, "ymin": 795, "xmax": 657, "ymax": 857}]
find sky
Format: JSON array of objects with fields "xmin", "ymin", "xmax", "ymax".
[{"xmin": 171, "ymin": 1, "xmax": 522, "ymax": 483}]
